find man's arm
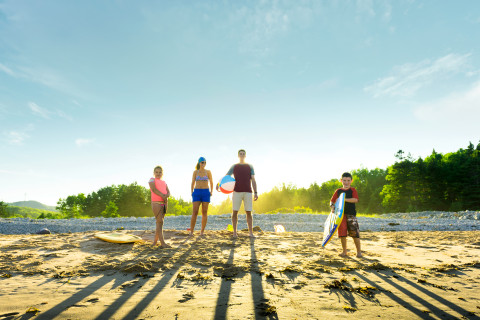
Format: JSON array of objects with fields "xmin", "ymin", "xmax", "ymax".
[
  {"xmin": 226, "ymin": 164, "xmax": 235, "ymax": 176},
  {"xmin": 251, "ymin": 175, "xmax": 258, "ymax": 201}
]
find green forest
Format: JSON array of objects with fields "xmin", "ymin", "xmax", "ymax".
[{"xmin": 1, "ymin": 142, "xmax": 478, "ymax": 219}]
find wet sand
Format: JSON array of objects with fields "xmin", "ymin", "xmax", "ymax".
[{"xmin": 0, "ymin": 230, "xmax": 479, "ymax": 319}]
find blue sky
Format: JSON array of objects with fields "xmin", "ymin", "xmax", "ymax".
[{"xmin": 1, "ymin": 0, "xmax": 479, "ymax": 206}]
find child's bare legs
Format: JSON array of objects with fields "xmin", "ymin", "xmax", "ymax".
[
  {"xmin": 153, "ymin": 218, "xmax": 161, "ymax": 245},
  {"xmin": 152, "ymin": 203, "xmax": 163, "ymax": 245},
  {"xmin": 246, "ymin": 211, "xmax": 254, "ymax": 237},
  {"xmin": 190, "ymin": 202, "xmax": 201, "ymax": 236},
  {"xmin": 340, "ymin": 237, "xmax": 348, "ymax": 257},
  {"xmin": 154, "ymin": 209, "xmax": 170, "ymax": 248},
  {"xmin": 232, "ymin": 210, "xmax": 238, "ymax": 238},
  {"xmin": 339, "ymin": 237, "xmax": 362, "ymax": 257},
  {"xmin": 200, "ymin": 202, "xmax": 208, "ymax": 236},
  {"xmin": 353, "ymin": 237, "xmax": 362, "ymax": 257}
]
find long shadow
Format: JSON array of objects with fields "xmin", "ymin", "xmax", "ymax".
[
  {"xmin": 118, "ymin": 244, "xmax": 196, "ymax": 320},
  {"xmin": 250, "ymin": 238, "xmax": 278, "ymax": 320},
  {"xmin": 92, "ymin": 239, "xmax": 190, "ymax": 320},
  {"xmin": 36, "ymin": 275, "xmax": 112, "ymax": 320},
  {"xmin": 375, "ymin": 271, "xmax": 479, "ymax": 319},
  {"xmin": 213, "ymin": 239, "xmax": 236, "ymax": 319},
  {"xmin": 352, "ymin": 271, "xmax": 435, "ymax": 320}
]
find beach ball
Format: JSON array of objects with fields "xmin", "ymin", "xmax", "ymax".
[{"xmin": 218, "ymin": 175, "xmax": 235, "ymax": 194}]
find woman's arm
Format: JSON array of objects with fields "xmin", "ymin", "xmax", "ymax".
[
  {"xmin": 191, "ymin": 171, "xmax": 197, "ymax": 194},
  {"xmin": 208, "ymin": 170, "xmax": 213, "ymax": 194},
  {"xmin": 166, "ymin": 185, "xmax": 170, "ymax": 198}
]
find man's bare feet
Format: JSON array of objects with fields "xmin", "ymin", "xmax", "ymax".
[
  {"xmin": 356, "ymin": 252, "xmax": 363, "ymax": 258},
  {"xmin": 339, "ymin": 252, "xmax": 348, "ymax": 258},
  {"xmin": 160, "ymin": 243, "xmax": 172, "ymax": 248},
  {"xmin": 232, "ymin": 233, "xmax": 238, "ymax": 239},
  {"xmin": 249, "ymin": 234, "xmax": 256, "ymax": 238},
  {"xmin": 188, "ymin": 233, "xmax": 194, "ymax": 238}
]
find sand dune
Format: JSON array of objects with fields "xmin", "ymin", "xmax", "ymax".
[{"xmin": 0, "ymin": 230, "xmax": 479, "ymax": 319}]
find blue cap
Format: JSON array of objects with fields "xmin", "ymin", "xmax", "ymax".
[{"xmin": 198, "ymin": 157, "xmax": 206, "ymax": 163}]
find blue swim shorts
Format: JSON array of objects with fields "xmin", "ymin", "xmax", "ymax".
[{"xmin": 192, "ymin": 188, "xmax": 211, "ymax": 203}]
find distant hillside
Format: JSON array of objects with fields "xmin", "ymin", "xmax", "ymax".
[
  {"xmin": 5, "ymin": 206, "xmax": 60, "ymax": 219},
  {"xmin": 9, "ymin": 200, "xmax": 57, "ymax": 212}
]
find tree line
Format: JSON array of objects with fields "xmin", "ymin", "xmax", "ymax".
[
  {"xmin": 256, "ymin": 142, "xmax": 479, "ymax": 213},
  {"xmin": 253, "ymin": 166, "xmax": 387, "ymax": 214},
  {"xmin": 2, "ymin": 142, "xmax": 477, "ymax": 219},
  {"xmin": 55, "ymin": 182, "xmax": 193, "ymax": 218},
  {"xmin": 381, "ymin": 142, "xmax": 480, "ymax": 212}
]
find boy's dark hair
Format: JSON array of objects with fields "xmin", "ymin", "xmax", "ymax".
[
  {"xmin": 238, "ymin": 149, "xmax": 246, "ymax": 155},
  {"xmin": 342, "ymin": 172, "xmax": 352, "ymax": 179}
]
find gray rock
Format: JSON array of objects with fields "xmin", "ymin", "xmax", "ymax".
[{"xmin": 36, "ymin": 228, "xmax": 51, "ymax": 234}]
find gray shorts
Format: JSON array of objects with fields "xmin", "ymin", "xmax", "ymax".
[{"xmin": 232, "ymin": 192, "xmax": 253, "ymax": 212}]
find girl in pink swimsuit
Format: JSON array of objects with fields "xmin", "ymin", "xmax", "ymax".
[{"xmin": 148, "ymin": 165, "xmax": 171, "ymax": 248}]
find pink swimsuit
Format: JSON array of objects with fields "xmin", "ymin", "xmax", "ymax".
[{"xmin": 149, "ymin": 178, "xmax": 167, "ymax": 202}]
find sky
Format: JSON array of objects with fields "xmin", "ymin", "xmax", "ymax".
[{"xmin": 1, "ymin": 0, "xmax": 479, "ymax": 206}]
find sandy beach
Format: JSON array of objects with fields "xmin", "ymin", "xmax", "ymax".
[{"xmin": 0, "ymin": 230, "xmax": 479, "ymax": 320}]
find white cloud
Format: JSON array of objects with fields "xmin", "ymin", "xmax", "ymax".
[
  {"xmin": 27, "ymin": 101, "xmax": 73, "ymax": 121},
  {"xmin": 0, "ymin": 63, "xmax": 15, "ymax": 76},
  {"xmin": 75, "ymin": 138, "xmax": 95, "ymax": 147},
  {"xmin": 356, "ymin": 0, "xmax": 375, "ymax": 18},
  {"xmin": 5, "ymin": 131, "xmax": 28, "ymax": 145},
  {"xmin": 466, "ymin": 69, "xmax": 480, "ymax": 77},
  {"xmin": 0, "ymin": 61, "xmax": 87, "ymax": 99},
  {"xmin": 19, "ymin": 66, "xmax": 74, "ymax": 95},
  {"xmin": 355, "ymin": 0, "xmax": 393, "ymax": 23},
  {"xmin": 414, "ymin": 82, "xmax": 480, "ymax": 122},
  {"xmin": 3, "ymin": 124, "xmax": 34, "ymax": 146},
  {"xmin": 55, "ymin": 109, "xmax": 73, "ymax": 121},
  {"xmin": 230, "ymin": 1, "xmax": 296, "ymax": 58},
  {"xmin": 72, "ymin": 100, "xmax": 82, "ymax": 108},
  {"xmin": 382, "ymin": 2, "xmax": 392, "ymax": 22},
  {"xmin": 364, "ymin": 53, "xmax": 472, "ymax": 98},
  {"xmin": 28, "ymin": 102, "xmax": 50, "ymax": 119}
]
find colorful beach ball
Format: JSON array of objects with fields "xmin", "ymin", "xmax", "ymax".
[{"xmin": 218, "ymin": 175, "xmax": 235, "ymax": 194}]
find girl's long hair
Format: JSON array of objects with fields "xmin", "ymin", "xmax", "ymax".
[{"xmin": 196, "ymin": 162, "xmax": 200, "ymax": 170}]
